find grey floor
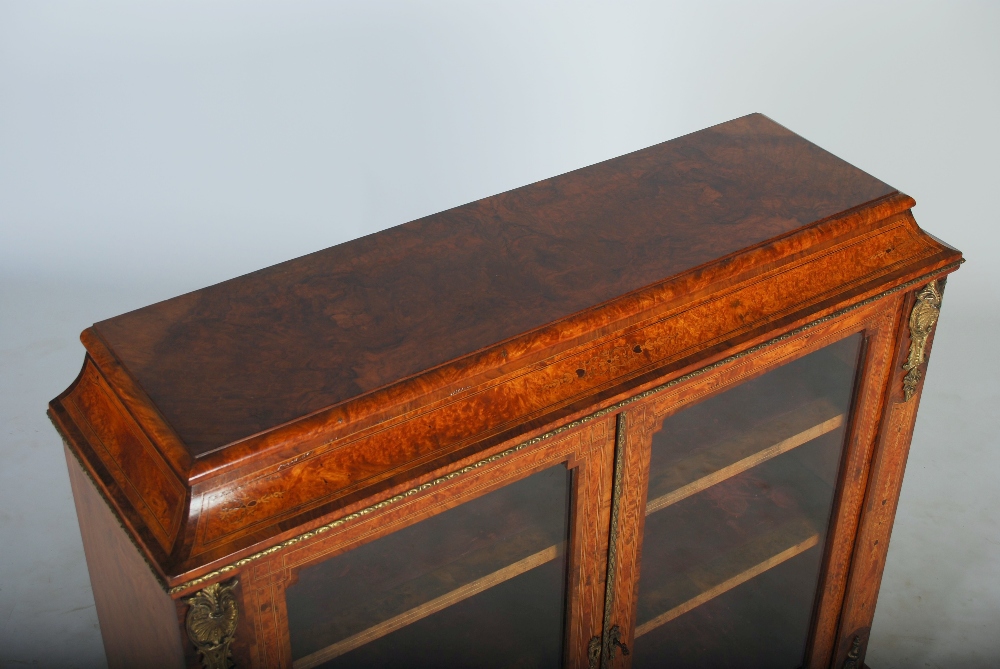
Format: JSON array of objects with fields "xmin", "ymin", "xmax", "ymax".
[{"xmin": 1, "ymin": 2, "xmax": 998, "ymax": 667}]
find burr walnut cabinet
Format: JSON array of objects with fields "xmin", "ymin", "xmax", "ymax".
[{"xmin": 50, "ymin": 114, "xmax": 962, "ymax": 669}]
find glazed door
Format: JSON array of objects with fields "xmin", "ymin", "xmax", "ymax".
[
  {"xmin": 630, "ymin": 334, "xmax": 862, "ymax": 668},
  {"xmin": 243, "ymin": 295, "xmax": 916, "ymax": 669},
  {"xmin": 285, "ymin": 465, "xmax": 573, "ymax": 668},
  {"xmin": 242, "ymin": 416, "xmax": 617, "ymax": 669},
  {"xmin": 594, "ymin": 297, "xmax": 905, "ymax": 669}
]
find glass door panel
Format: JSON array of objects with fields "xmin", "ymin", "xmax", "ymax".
[
  {"xmin": 632, "ymin": 334, "xmax": 862, "ymax": 669},
  {"xmin": 285, "ymin": 464, "xmax": 572, "ymax": 669}
]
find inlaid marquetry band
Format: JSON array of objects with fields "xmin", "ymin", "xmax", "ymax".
[{"xmin": 68, "ymin": 262, "xmax": 958, "ymax": 598}]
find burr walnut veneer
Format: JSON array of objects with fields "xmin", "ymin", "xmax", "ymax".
[{"xmin": 51, "ymin": 114, "xmax": 961, "ymax": 669}]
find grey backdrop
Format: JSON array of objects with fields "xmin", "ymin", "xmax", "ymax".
[{"xmin": 1, "ymin": 2, "xmax": 997, "ymax": 667}]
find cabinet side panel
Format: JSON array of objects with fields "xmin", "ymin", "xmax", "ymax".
[
  {"xmin": 64, "ymin": 446, "xmax": 185, "ymax": 669},
  {"xmin": 60, "ymin": 359, "xmax": 186, "ymax": 552}
]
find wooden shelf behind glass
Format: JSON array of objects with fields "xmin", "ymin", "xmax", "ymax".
[
  {"xmin": 286, "ymin": 465, "xmax": 571, "ymax": 669},
  {"xmin": 294, "ymin": 542, "xmax": 564, "ymax": 668},
  {"xmin": 636, "ymin": 412, "xmax": 848, "ymax": 639},
  {"xmin": 646, "ymin": 398, "xmax": 845, "ymax": 516}
]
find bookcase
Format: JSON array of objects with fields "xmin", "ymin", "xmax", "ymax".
[{"xmin": 50, "ymin": 114, "xmax": 962, "ymax": 668}]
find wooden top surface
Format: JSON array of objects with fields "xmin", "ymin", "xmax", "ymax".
[{"xmin": 92, "ymin": 114, "xmax": 897, "ymax": 457}]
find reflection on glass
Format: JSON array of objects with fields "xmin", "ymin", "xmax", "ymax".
[
  {"xmin": 285, "ymin": 465, "xmax": 572, "ymax": 669},
  {"xmin": 632, "ymin": 335, "xmax": 862, "ymax": 669}
]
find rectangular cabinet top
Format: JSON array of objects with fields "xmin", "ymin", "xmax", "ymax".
[
  {"xmin": 93, "ymin": 114, "xmax": 896, "ymax": 457},
  {"xmin": 51, "ymin": 113, "xmax": 961, "ymax": 582}
]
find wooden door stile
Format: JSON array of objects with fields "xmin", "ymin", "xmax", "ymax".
[
  {"xmin": 801, "ymin": 294, "xmax": 905, "ymax": 668},
  {"xmin": 564, "ymin": 417, "xmax": 619, "ymax": 668},
  {"xmin": 830, "ymin": 278, "xmax": 950, "ymax": 669},
  {"xmin": 591, "ymin": 408, "xmax": 656, "ymax": 669}
]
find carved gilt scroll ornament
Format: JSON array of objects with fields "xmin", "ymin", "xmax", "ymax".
[
  {"xmin": 902, "ymin": 280, "xmax": 942, "ymax": 401},
  {"xmin": 184, "ymin": 578, "xmax": 239, "ymax": 669}
]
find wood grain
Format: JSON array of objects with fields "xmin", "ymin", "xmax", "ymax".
[
  {"xmin": 564, "ymin": 420, "xmax": 617, "ymax": 669},
  {"xmin": 59, "ymin": 360, "xmax": 186, "ymax": 552},
  {"xmin": 830, "ymin": 283, "xmax": 947, "ymax": 669},
  {"xmin": 63, "ymin": 445, "xmax": 185, "ymax": 669},
  {"xmin": 599, "ymin": 406, "xmax": 656, "ymax": 669},
  {"xmin": 50, "ymin": 113, "xmax": 962, "ymax": 583},
  {"xmin": 47, "ymin": 114, "xmax": 962, "ymax": 668},
  {"xmin": 236, "ymin": 414, "xmax": 614, "ymax": 668},
  {"xmin": 93, "ymin": 113, "xmax": 900, "ymax": 457},
  {"xmin": 176, "ymin": 218, "xmax": 944, "ymax": 569},
  {"xmin": 802, "ymin": 296, "xmax": 902, "ymax": 669},
  {"xmin": 607, "ymin": 295, "xmax": 904, "ymax": 669}
]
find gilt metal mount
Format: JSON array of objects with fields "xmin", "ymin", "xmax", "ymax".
[
  {"xmin": 842, "ymin": 634, "xmax": 863, "ymax": 669},
  {"xmin": 902, "ymin": 280, "xmax": 942, "ymax": 401},
  {"xmin": 588, "ymin": 625, "xmax": 630, "ymax": 669},
  {"xmin": 184, "ymin": 578, "xmax": 240, "ymax": 669},
  {"xmin": 588, "ymin": 635, "xmax": 602, "ymax": 669}
]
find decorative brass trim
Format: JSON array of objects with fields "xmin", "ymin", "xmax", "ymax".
[
  {"xmin": 607, "ymin": 624, "xmax": 631, "ymax": 661},
  {"xmin": 184, "ymin": 578, "xmax": 240, "ymax": 669},
  {"xmin": 842, "ymin": 634, "xmax": 863, "ymax": 669},
  {"xmin": 587, "ymin": 636, "xmax": 603, "ymax": 669},
  {"xmin": 169, "ymin": 436, "xmax": 544, "ymax": 595},
  {"xmin": 902, "ymin": 280, "xmax": 943, "ymax": 401},
  {"xmin": 585, "ymin": 416, "xmax": 631, "ymax": 668},
  {"xmin": 594, "ymin": 414, "xmax": 630, "ymax": 669},
  {"xmin": 162, "ymin": 262, "xmax": 960, "ymax": 596}
]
